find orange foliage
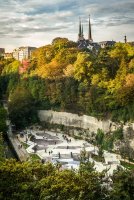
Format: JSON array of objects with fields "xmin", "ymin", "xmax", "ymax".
[
  {"xmin": 125, "ymin": 74, "xmax": 134, "ymax": 87},
  {"xmin": 19, "ymin": 60, "xmax": 30, "ymax": 74},
  {"xmin": 37, "ymin": 60, "xmax": 65, "ymax": 79}
]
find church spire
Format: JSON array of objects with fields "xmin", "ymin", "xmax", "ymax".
[
  {"xmin": 88, "ymin": 15, "xmax": 93, "ymax": 42},
  {"xmin": 81, "ymin": 24, "xmax": 84, "ymax": 37},
  {"xmin": 124, "ymin": 35, "xmax": 127, "ymax": 43},
  {"xmin": 78, "ymin": 17, "xmax": 82, "ymax": 39}
]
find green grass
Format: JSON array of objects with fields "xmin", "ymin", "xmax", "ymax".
[
  {"xmin": 121, "ymin": 161, "xmax": 134, "ymax": 170},
  {"xmin": 21, "ymin": 142, "xmax": 29, "ymax": 149},
  {"xmin": 21, "ymin": 142, "xmax": 40, "ymax": 161},
  {"xmin": 30, "ymin": 154, "xmax": 40, "ymax": 161}
]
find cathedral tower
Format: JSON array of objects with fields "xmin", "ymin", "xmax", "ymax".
[
  {"xmin": 88, "ymin": 15, "xmax": 93, "ymax": 42},
  {"xmin": 78, "ymin": 17, "xmax": 84, "ymax": 41},
  {"xmin": 78, "ymin": 17, "xmax": 81, "ymax": 40},
  {"xmin": 124, "ymin": 35, "xmax": 127, "ymax": 43}
]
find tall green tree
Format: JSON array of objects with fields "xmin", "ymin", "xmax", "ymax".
[
  {"xmin": 0, "ymin": 106, "xmax": 7, "ymax": 133},
  {"xmin": 8, "ymin": 87, "xmax": 38, "ymax": 129},
  {"xmin": 110, "ymin": 169, "xmax": 134, "ymax": 200}
]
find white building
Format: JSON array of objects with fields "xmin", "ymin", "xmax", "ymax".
[
  {"xmin": 99, "ymin": 41, "xmax": 116, "ymax": 48},
  {"xmin": 13, "ymin": 46, "xmax": 36, "ymax": 61}
]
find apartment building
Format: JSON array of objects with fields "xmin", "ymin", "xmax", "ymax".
[
  {"xmin": 99, "ymin": 41, "xmax": 116, "ymax": 48},
  {"xmin": 13, "ymin": 46, "xmax": 36, "ymax": 61}
]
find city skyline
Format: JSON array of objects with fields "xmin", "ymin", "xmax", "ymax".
[{"xmin": 0, "ymin": 0, "xmax": 134, "ymax": 52}]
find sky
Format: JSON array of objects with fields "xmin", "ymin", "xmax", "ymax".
[{"xmin": 0, "ymin": 0, "xmax": 134, "ymax": 52}]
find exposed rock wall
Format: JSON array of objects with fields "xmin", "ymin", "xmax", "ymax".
[
  {"xmin": 38, "ymin": 110, "xmax": 134, "ymax": 150},
  {"xmin": 38, "ymin": 110, "xmax": 116, "ymax": 133}
]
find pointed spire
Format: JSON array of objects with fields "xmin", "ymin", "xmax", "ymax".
[
  {"xmin": 88, "ymin": 14, "xmax": 93, "ymax": 42},
  {"xmin": 81, "ymin": 24, "xmax": 84, "ymax": 37},
  {"xmin": 78, "ymin": 17, "xmax": 82, "ymax": 39},
  {"xmin": 124, "ymin": 35, "xmax": 127, "ymax": 43}
]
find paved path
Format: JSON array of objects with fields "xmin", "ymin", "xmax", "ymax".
[
  {"xmin": 9, "ymin": 136, "xmax": 29, "ymax": 161},
  {"xmin": 4, "ymin": 101, "xmax": 29, "ymax": 162},
  {"xmin": 120, "ymin": 158, "xmax": 134, "ymax": 165}
]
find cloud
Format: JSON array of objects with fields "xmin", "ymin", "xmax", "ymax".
[{"xmin": 0, "ymin": 0, "xmax": 134, "ymax": 51}]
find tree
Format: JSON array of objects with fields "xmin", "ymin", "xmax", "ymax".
[
  {"xmin": 74, "ymin": 52, "xmax": 94, "ymax": 83},
  {"xmin": 79, "ymin": 148, "xmax": 95, "ymax": 175},
  {"xmin": 0, "ymin": 107, "xmax": 7, "ymax": 133},
  {"xmin": 110, "ymin": 169, "xmax": 134, "ymax": 200},
  {"xmin": 2, "ymin": 60, "xmax": 20, "ymax": 75},
  {"xmin": 96, "ymin": 129, "xmax": 104, "ymax": 146},
  {"xmin": 109, "ymin": 43, "xmax": 128, "ymax": 62},
  {"xmin": 116, "ymin": 74, "xmax": 134, "ymax": 106},
  {"xmin": 52, "ymin": 37, "xmax": 77, "ymax": 49},
  {"xmin": 0, "ymin": 160, "xmax": 55, "ymax": 200},
  {"xmin": 8, "ymin": 87, "xmax": 38, "ymax": 129},
  {"xmin": 0, "ymin": 133, "xmax": 5, "ymax": 161},
  {"xmin": 1, "ymin": 157, "xmax": 134, "ymax": 200}
]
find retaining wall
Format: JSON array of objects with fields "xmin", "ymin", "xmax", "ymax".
[{"xmin": 38, "ymin": 110, "xmax": 117, "ymax": 133}]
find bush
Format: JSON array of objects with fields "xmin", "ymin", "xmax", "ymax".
[{"xmin": 113, "ymin": 127, "xmax": 123, "ymax": 140}]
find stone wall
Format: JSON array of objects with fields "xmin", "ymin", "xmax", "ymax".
[
  {"xmin": 38, "ymin": 110, "xmax": 116, "ymax": 133},
  {"xmin": 38, "ymin": 110, "xmax": 134, "ymax": 150}
]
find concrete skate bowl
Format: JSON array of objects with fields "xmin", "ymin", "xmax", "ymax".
[
  {"xmin": 72, "ymin": 154, "xmax": 80, "ymax": 161},
  {"xmin": 32, "ymin": 145, "xmax": 48, "ymax": 151},
  {"xmin": 35, "ymin": 139, "xmax": 62, "ymax": 146},
  {"xmin": 36, "ymin": 132, "xmax": 58, "ymax": 140},
  {"xmin": 55, "ymin": 146, "xmax": 81, "ymax": 149}
]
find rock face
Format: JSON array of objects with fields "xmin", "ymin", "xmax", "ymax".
[
  {"xmin": 38, "ymin": 110, "xmax": 134, "ymax": 150},
  {"xmin": 38, "ymin": 110, "xmax": 116, "ymax": 133}
]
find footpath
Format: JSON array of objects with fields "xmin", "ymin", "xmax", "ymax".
[
  {"xmin": 8, "ymin": 134, "xmax": 29, "ymax": 162},
  {"xmin": 4, "ymin": 101, "xmax": 29, "ymax": 162},
  {"xmin": 120, "ymin": 158, "xmax": 134, "ymax": 165},
  {"xmin": 6, "ymin": 121, "xmax": 29, "ymax": 162}
]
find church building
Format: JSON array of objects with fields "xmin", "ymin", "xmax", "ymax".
[{"xmin": 77, "ymin": 15, "xmax": 115, "ymax": 50}]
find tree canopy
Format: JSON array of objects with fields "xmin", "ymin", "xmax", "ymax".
[
  {"xmin": 0, "ymin": 38, "xmax": 134, "ymax": 126},
  {"xmin": 0, "ymin": 159, "xmax": 134, "ymax": 200}
]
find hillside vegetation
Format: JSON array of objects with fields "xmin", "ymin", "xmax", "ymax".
[
  {"xmin": 0, "ymin": 158, "xmax": 134, "ymax": 200},
  {"xmin": 0, "ymin": 38, "xmax": 134, "ymax": 128},
  {"xmin": 0, "ymin": 38, "xmax": 134, "ymax": 200}
]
